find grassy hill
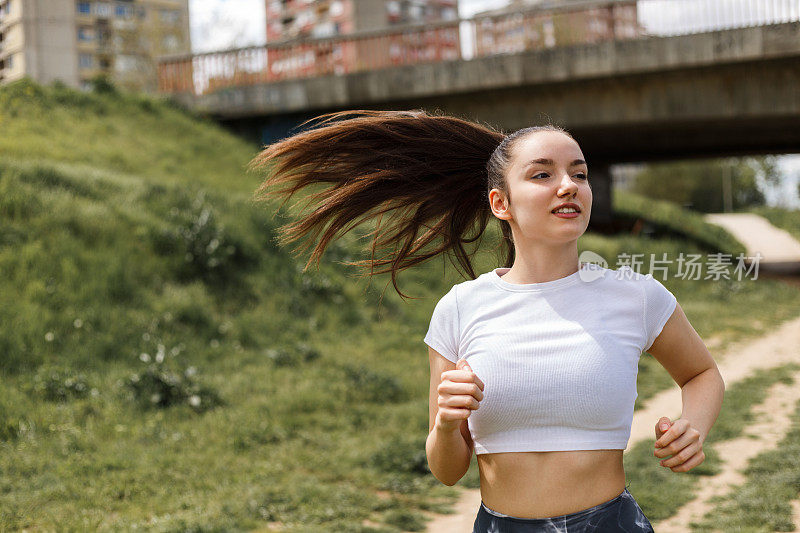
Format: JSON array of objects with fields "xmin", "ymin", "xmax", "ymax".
[
  {"xmin": 0, "ymin": 78, "xmax": 258, "ymax": 194},
  {"xmin": 1, "ymin": 78, "xmax": 799, "ymax": 531}
]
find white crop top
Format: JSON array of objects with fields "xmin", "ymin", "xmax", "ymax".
[{"xmin": 424, "ymin": 263, "xmax": 677, "ymax": 454}]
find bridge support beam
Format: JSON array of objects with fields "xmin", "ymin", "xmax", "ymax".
[{"xmin": 587, "ymin": 162, "xmax": 612, "ymax": 232}]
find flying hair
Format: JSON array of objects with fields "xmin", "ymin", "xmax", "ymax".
[{"xmin": 248, "ymin": 108, "xmax": 572, "ymax": 299}]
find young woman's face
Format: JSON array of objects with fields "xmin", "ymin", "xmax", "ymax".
[{"xmin": 492, "ymin": 130, "xmax": 592, "ymax": 243}]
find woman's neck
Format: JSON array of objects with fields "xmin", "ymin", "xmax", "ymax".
[{"xmin": 501, "ymin": 246, "xmax": 581, "ymax": 284}]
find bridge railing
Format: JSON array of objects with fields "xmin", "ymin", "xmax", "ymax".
[{"xmin": 157, "ymin": 0, "xmax": 800, "ymax": 97}]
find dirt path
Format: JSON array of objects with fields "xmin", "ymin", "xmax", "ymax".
[
  {"xmin": 652, "ymin": 370, "xmax": 800, "ymax": 532},
  {"xmin": 421, "ymin": 314, "xmax": 800, "ymax": 533},
  {"xmin": 790, "ymin": 499, "xmax": 800, "ymax": 532},
  {"xmin": 704, "ymin": 213, "xmax": 800, "ymax": 274}
]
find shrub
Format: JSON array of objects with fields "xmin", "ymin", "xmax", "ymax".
[
  {"xmin": 90, "ymin": 73, "xmax": 118, "ymax": 95},
  {"xmin": 0, "ymin": 166, "xmax": 44, "ymax": 221},
  {"xmin": 370, "ymin": 436, "xmax": 430, "ymax": 475},
  {"xmin": 0, "ymin": 394, "xmax": 24, "ymax": 441},
  {"xmin": 381, "ymin": 508, "xmax": 426, "ymax": 531},
  {"xmin": 0, "ymin": 418, "xmax": 18, "ymax": 441},
  {"xmin": 151, "ymin": 190, "xmax": 247, "ymax": 285},
  {"xmin": 340, "ymin": 363, "xmax": 407, "ymax": 404},
  {"xmin": 31, "ymin": 366, "xmax": 95, "ymax": 402},
  {"xmin": 124, "ymin": 341, "xmax": 223, "ymax": 413},
  {"xmin": 263, "ymin": 342, "xmax": 321, "ymax": 367}
]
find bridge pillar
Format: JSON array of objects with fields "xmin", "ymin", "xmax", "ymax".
[
  {"xmin": 219, "ymin": 111, "xmax": 322, "ymax": 148},
  {"xmin": 587, "ymin": 162, "xmax": 612, "ymax": 232}
]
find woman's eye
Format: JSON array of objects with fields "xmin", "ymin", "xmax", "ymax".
[{"xmin": 529, "ymin": 172, "xmax": 587, "ymax": 180}]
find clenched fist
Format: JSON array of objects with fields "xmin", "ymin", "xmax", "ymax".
[{"xmin": 435, "ymin": 358, "xmax": 485, "ymax": 433}]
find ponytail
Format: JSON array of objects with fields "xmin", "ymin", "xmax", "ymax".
[{"xmin": 248, "ymin": 108, "xmax": 568, "ymax": 298}]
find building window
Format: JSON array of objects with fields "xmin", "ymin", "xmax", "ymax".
[
  {"xmin": 114, "ymin": 54, "xmax": 139, "ymax": 72},
  {"xmin": 94, "ymin": 2, "xmax": 111, "ymax": 17},
  {"xmin": 1, "ymin": 1, "xmax": 10, "ymax": 16},
  {"xmin": 115, "ymin": 3, "xmax": 132, "ymax": 18},
  {"xmin": 115, "ymin": 54, "xmax": 137, "ymax": 73},
  {"xmin": 79, "ymin": 53, "xmax": 94, "ymax": 68},
  {"xmin": 159, "ymin": 9, "xmax": 179, "ymax": 24},
  {"xmin": 78, "ymin": 26, "xmax": 93, "ymax": 41},
  {"xmin": 6, "ymin": 53, "xmax": 13, "ymax": 69},
  {"xmin": 77, "ymin": 2, "xmax": 91, "ymax": 14},
  {"xmin": 162, "ymin": 34, "xmax": 179, "ymax": 51}
]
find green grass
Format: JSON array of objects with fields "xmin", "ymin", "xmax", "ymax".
[
  {"xmin": 623, "ymin": 363, "xmax": 800, "ymax": 525},
  {"xmin": 614, "ymin": 189, "xmax": 747, "ymax": 257},
  {"xmin": 2, "ymin": 79, "xmax": 800, "ymax": 531},
  {"xmin": 691, "ymin": 368, "xmax": 800, "ymax": 532},
  {"xmin": 0, "ymin": 78, "xmax": 261, "ymax": 195}
]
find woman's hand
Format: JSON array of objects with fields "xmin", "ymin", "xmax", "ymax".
[
  {"xmin": 435, "ymin": 358, "xmax": 485, "ymax": 433},
  {"xmin": 654, "ymin": 416, "xmax": 706, "ymax": 472}
]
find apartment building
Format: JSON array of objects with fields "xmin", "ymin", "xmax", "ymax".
[
  {"xmin": 473, "ymin": 0, "xmax": 641, "ymax": 56},
  {"xmin": 0, "ymin": 0, "xmax": 190, "ymax": 93},
  {"xmin": 266, "ymin": 0, "xmax": 458, "ymax": 40},
  {"xmin": 264, "ymin": 0, "xmax": 459, "ymax": 78}
]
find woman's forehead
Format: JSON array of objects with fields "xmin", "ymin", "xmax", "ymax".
[
  {"xmin": 516, "ymin": 131, "xmax": 582, "ymax": 159},
  {"xmin": 513, "ymin": 143, "xmax": 585, "ymax": 175}
]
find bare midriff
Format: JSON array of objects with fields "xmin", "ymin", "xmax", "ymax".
[{"xmin": 477, "ymin": 449, "xmax": 626, "ymax": 519}]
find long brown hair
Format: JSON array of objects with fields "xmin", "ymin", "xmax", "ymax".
[{"xmin": 248, "ymin": 108, "xmax": 572, "ymax": 298}]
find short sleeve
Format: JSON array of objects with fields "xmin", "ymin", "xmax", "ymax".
[
  {"xmin": 423, "ymin": 285, "xmax": 460, "ymax": 363},
  {"xmin": 642, "ymin": 274, "xmax": 678, "ymax": 352}
]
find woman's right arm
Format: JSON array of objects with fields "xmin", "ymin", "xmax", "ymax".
[{"xmin": 425, "ymin": 346, "xmax": 482, "ymax": 486}]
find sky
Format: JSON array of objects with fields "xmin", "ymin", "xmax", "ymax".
[{"xmin": 187, "ymin": 0, "xmax": 799, "ymax": 208}]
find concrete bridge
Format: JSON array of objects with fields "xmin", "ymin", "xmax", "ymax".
[{"xmin": 160, "ymin": 2, "xmax": 800, "ymax": 229}]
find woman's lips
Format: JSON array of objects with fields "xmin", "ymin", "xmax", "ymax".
[{"xmin": 553, "ymin": 211, "xmax": 580, "ymax": 218}]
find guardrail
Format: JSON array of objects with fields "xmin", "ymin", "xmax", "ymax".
[{"xmin": 157, "ymin": 0, "xmax": 800, "ymax": 97}]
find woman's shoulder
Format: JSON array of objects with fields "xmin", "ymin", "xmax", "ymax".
[
  {"xmin": 590, "ymin": 266, "xmax": 676, "ymax": 309},
  {"xmin": 590, "ymin": 264, "xmax": 654, "ymax": 282},
  {"xmin": 433, "ymin": 270, "xmax": 496, "ymax": 308},
  {"xmin": 579, "ymin": 264, "xmax": 667, "ymax": 295}
]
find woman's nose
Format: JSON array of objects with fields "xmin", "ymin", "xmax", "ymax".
[{"xmin": 558, "ymin": 174, "xmax": 578, "ymax": 195}]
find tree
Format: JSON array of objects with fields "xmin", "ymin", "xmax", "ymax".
[
  {"xmin": 630, "ymin": 156, "xmax": 781, "ymax": 213},
  {"xmin": 111, "ymin": 6, "xmax": 190, "ymax": 94}
]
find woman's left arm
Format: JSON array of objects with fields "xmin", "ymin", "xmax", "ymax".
[{"xmin": 647, "ymin": 302, "xmax": 726, "ymax": 472}]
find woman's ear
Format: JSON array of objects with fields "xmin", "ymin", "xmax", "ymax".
[{"xmin": 489, "ymin": 189, "xmax": 511, "ymax": 221}]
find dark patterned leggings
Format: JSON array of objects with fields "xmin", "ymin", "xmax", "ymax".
[{"xmin": 472, "ymin": 487, "xmax": 655, "ymax": 532}]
